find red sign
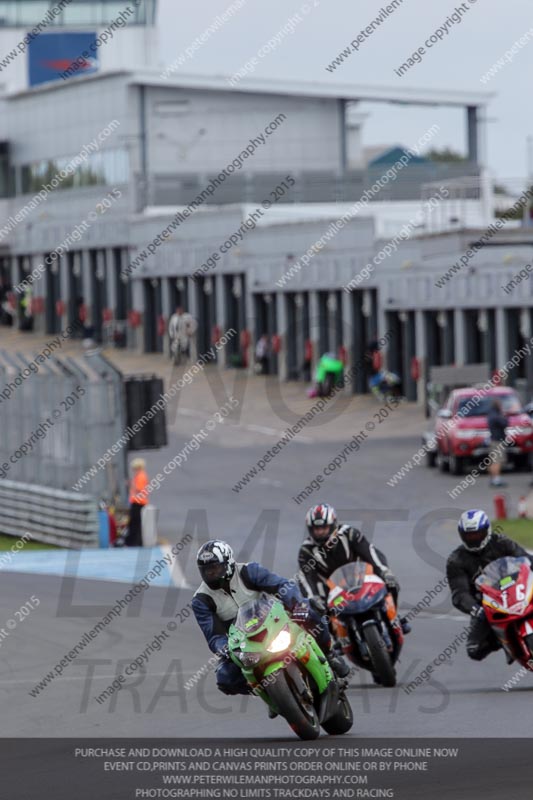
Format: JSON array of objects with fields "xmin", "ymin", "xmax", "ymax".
[
  {"xmin": 128, "ymin": 310, "xmax": 141, "ymax": 328},
  {"xmin": 211, "ymin": 325, "xmax": 221, "ymax": 345},
  {"xmin": 157, "ymin": 315, "xmax": 167, "ymax": 337},
  {"xmin": 240, "ymin": 329, "xmax": 251, "ymax": 350},
  {"xmin": 31, "ymin": 297, "xmax": 45, "ymax": 315}
]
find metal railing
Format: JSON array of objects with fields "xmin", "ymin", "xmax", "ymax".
[{"xmin": 140, "ymin": 163, "xmax": 482, "ymax": 207}]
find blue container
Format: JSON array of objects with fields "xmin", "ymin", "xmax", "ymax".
[{"xmin": 98, "ymin": 509, "xmax": 110, "ymax": 549}]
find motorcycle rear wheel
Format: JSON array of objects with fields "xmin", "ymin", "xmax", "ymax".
[
  {"xmin": 266, "ymin": 670, "xmax": 320, "ymax": 740},
  {"xmin": 363, "ymin": 624, "xmax": 396, "ymax": 687}
]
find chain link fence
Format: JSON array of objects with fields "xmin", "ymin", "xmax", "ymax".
[{"xmin": 0, "ymin": 348, "xmax": 128, "ymax": 504}]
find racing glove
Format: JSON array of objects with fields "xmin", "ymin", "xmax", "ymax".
[
  {"xmin": 308, "ymin": 596, "xmax": 327, "ymax": 617},
  {"xmin": 290, "ymin": 602, "xmax": 310, "ymax": 622},
  {"xmin": 216, "ymin": 641, "xmax": 230, "ymax": 661},
  {"xmin": 470, "ymin": 604, "xmax": 485, "ymax": 621},
  {"xmin": 383, "ymin": 570, "xmax": 400, "ymax": 594}
]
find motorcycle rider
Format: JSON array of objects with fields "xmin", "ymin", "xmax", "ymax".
[
  {"xmin": 447, "ymin": 509, "xmax": 533, "ymax": 661},
  {"xmin": 191, "ymin": 540, "xmax": 350, "ymax": 699},
  {"xmin": 297, "ymin": 504, "xmax": 410, "ymax": 632}
]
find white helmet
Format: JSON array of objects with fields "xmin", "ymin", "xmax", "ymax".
[{"xmin": 306, "ymin": 503, "xmax": 337, "ymax": 544}]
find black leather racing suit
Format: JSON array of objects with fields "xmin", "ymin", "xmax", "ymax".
[
  {"xmin": 446, "ymin": 534, "xmax": 532, "ymax": 660},
  {"xmin": 297, "ymin": 524, "xmax": 396, "ymax": 605}
]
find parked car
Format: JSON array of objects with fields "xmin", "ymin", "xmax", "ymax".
[{"xmin": 425, "ymin": 387, "xmax": 533, "ymax": 475}]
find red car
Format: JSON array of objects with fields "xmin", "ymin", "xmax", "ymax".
[{"xmin": 429, "ymin": 387, "xmax": 533, "ymax": 475}]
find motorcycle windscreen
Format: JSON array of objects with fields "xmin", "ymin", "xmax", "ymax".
[
  {"xmin": 234, "ymin": 593, "xmax": 274, "ymax": 634},
  {"xmin": 329, "ymin": 561, "xmax": 370, "ymax": 593},
  {"xmin": 475, "ymin": 556, "xmax": 530, "ymax": 590},
  {"xmin": 329, "ymin": 562, "xmax": 386, "ymax": 615}
]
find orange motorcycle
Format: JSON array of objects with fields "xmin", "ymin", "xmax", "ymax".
[{"xmin": 326, "ymin": 562, "xmax": 404, "ymax": 686}]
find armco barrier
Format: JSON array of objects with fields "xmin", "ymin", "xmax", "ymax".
[{"xmin": 0, "ymin": 480, "xmax": 99, "ymax": 548}]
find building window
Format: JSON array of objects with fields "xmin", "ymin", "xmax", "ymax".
[
  {"xmin": 0, "ymin": 142, "xmax": 13, "ymax": 197},
  {"xmin": 19, "ymin": 148, "xmax": 129, "ymax": 194},
  {"xmin": 0, "ymin": 1, "xmax": 154, "ymax": 27}
]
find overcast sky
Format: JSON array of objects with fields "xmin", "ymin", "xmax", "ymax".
[{"xmin": 157, "ymin": 0, "xmax": 533, "ymax": 182}]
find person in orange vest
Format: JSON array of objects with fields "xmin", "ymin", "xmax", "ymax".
[{"xmin": 126, "ymin": 458, "xmax": 149, "ymax": 547}]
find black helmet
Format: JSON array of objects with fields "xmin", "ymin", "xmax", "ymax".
[
  {"xmin": 305, "ymin": 503, "xmax": 337, "ymax": 544},
  {"xmin": 458, "ymin": 510, "xmax": 492, "ymax": 552},
  {"xmin": 197, "ymin": 540, "xmax": 235, "ymax": 590}
]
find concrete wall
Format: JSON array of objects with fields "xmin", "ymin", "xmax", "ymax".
[
  {"xmin": 6, "ymin": 74, "xmax": 131, "ymax": 165},
  {"xmin": 145, "ymin": 87, "xmax": 342, "ymax": 175}
]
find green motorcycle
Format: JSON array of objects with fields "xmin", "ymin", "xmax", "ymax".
[{"xmin": 228, "ymin": 593, "xmax": 353, "ymax": 740}]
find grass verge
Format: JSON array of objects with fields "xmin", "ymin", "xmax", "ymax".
[
  {"xmin": 0, "ymin": 534, "xmax": 59, "ymax": 552},
  {"xmin": 492, "ymin": 518, "xmax": 533, "ymax": 549}
]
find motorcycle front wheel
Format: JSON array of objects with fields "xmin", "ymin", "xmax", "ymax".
[
  {"xmin": 321, "ymin": 691, "xmax": 353, "ymax": 735},
  {"xmin": 266, "ymin": 669, "xmax": 320, "ymax": 740},
  {"xmin": 363, "ymin": 623, "xmax": 396, "ymax": 687}
]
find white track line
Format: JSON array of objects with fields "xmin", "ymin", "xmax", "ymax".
[
  {"xmin": 176, "ymin": 409, "xmax": 315, "ymax": 443},
  {"xmin": 161, "ymin": 544, "xmax": 190, "ymax": 589},
  {"xmin": 244, "ymin": 424, "xmax": 279, "ymax": 435}
]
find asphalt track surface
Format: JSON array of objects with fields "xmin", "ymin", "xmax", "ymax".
[{"xmin": 2, "ymin": 386, "xmax": 533, "ymax": 740}]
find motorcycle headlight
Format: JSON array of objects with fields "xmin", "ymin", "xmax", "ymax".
[
  {"xmin": 238, "ymin": 651, "xmax": 261, "ymax": 668},
  {"xmin": 267, "ymin": 627, "xmax": 291, "ymax": 653}
]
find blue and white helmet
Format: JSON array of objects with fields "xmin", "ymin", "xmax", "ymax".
[{"xmin": 458, "ymin": 510, "xmax": 492, "ymax": 552}]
